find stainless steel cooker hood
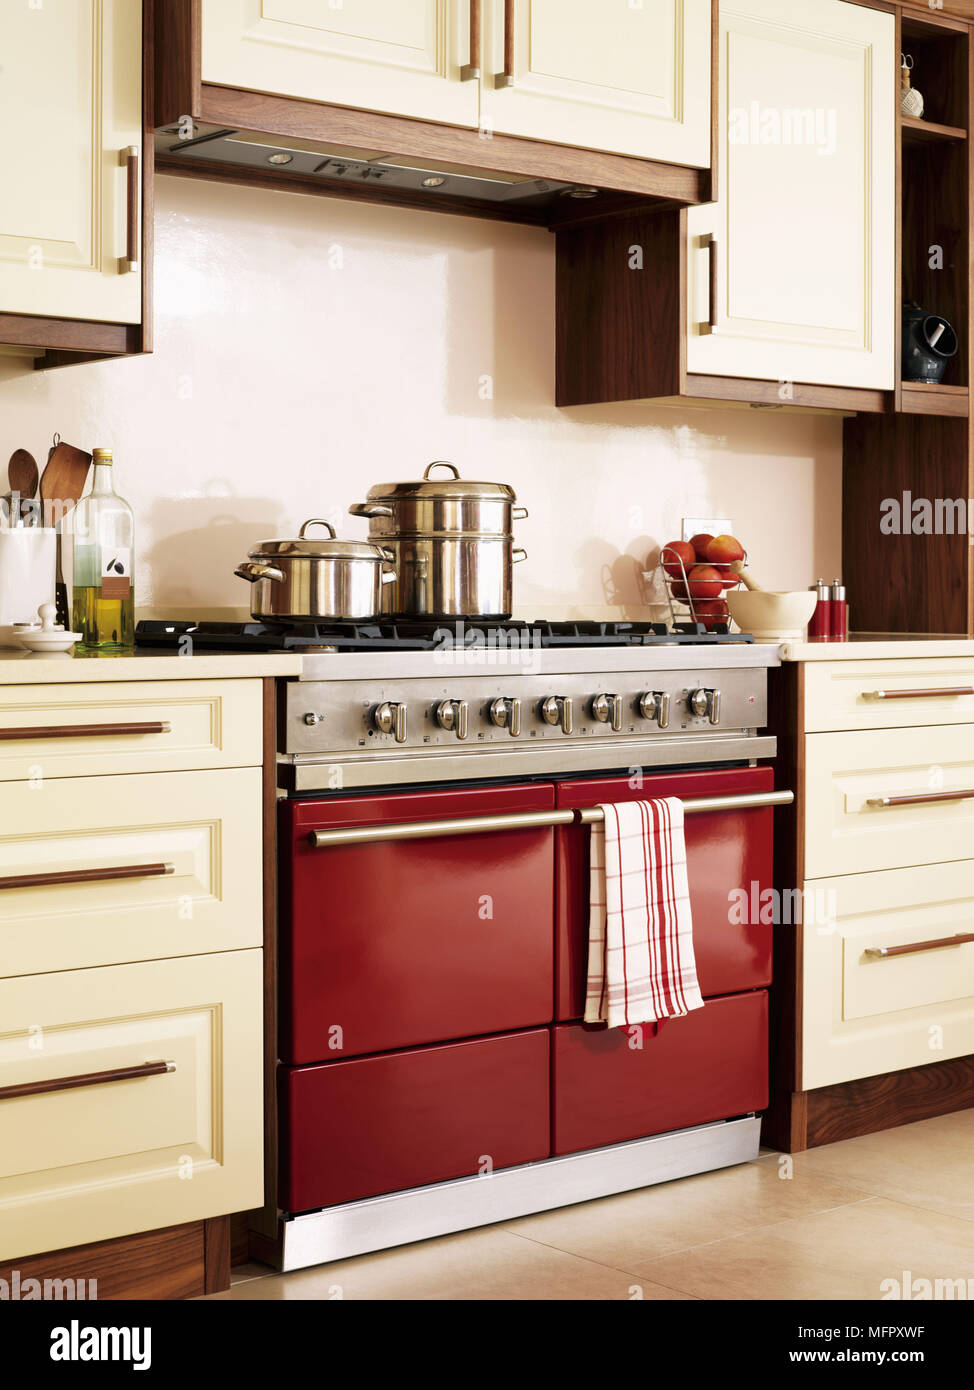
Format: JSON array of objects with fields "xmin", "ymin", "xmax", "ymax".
[{"xmin": 155, "ymin": 122, "xmax": 584, "ymax": 207}]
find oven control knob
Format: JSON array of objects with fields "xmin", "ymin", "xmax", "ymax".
[
  {"xmin": 373, "ymin": 701, "xmax": 407, "ymax": 743},
  {"xmin": 688, "ymin": 688, "xmax": 721, "ymax": 724},
  {"xmin": 435, "ymin": 699, "xmax": 469, "ymax": 740},
  {"xmin": 540, "ymin": 695, "xmax": 574, "ymax": 735},
  {"xmin": 489, "ymin": 696, "xmax": 521, "ymax": 737},
  {"xmin": 591, "ymin": 693, "xmax": 623, "ymax": 732},
  {"xmin": 303, "ymin": 712, "xmax": 322, "ymax": 727},
  {"xmin": 638, "ymin": 692, "xmax": 670, "ymax": 729}
]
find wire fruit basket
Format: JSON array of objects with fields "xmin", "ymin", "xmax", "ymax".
[{"xmin": 650, "ymin": 544, "xmax": 748, "ymax": 632}]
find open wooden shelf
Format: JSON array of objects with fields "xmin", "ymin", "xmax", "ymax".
[
  {"xmin": 900, "ymin": 381, "xmax": 970, "ymax": 417},
  {"xmin": 901, "ymin": 114, "xmax": 967, "ymax": 144}
]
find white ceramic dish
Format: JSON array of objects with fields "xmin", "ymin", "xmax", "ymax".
[
  {"xmin": 14, "ymin": 604, "xmax": 82, "ymax": 653},
  {"xmin": 725, "ymin": 589, "xmax": 817, "ymax": 642}
]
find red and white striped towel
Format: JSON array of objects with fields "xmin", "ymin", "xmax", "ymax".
[{"xmin": 584, "ymin": 798, "xmax": 704, "ymax": 1029}]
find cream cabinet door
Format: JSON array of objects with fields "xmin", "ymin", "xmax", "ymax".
[
  {"xmin": 0, "ymin": 0, "xmax": 142, "ymax": 324},
  {"xmin": 202, "ymin": 0, "xmax": 479, "ymax": 127},
  {"xmin": 483, "ymin": 0, "xmax": 711, "ymax": 166},
  {"xmin": 0, "ymin": 951, "xmax": 263, "ymax": 1260},
  {"xmin": 686, "ymin": 0, "xmax": 894, "ymax": 389}
]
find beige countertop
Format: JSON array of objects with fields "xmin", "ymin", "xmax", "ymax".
[
  {"xmin": 780, "ymin": 633, "xmax": 974, "ymax": 661},
  {"xmin": 0, "ymin": 647, "xmax": 303, "ymax": 683}
]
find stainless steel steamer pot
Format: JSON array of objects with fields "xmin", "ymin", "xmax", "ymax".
[
  {"xmin": 349, "ymin": 462, "xmax": 527, "ymax": 619},
  {"xmin": 234, "ymin": 519, "xmax": 395, "ymax": 621}
]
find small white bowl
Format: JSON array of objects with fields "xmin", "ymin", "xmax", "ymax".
[
  {"xmin": 14, "ymin": 603, "xmax": 82, "ymax": 653},
  {"xmin": 725, "ymin": 589, "xmax": 817, "ymax": 642}
]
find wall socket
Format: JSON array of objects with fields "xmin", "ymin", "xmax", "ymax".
[{"xmin": 682, "ymin": 517, "xmax": 732, "ymax": 543}]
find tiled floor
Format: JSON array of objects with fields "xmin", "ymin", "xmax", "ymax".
[{"xmin": 210, "ymin": 1110, "xmax": 974, "ymax": 1301}]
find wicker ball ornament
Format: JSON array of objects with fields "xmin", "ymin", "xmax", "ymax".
[{"xmin": 900, "ymin": 54, "xmax": 924, "ymax": 119}]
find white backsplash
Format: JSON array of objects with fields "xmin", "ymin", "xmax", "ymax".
[{"xmin": 0, "ymin": 175, "xmax": 842, "ymax": 620}]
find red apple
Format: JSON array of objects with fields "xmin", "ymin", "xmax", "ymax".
[
  {"xmin": 693, "ymin": 598, "xmax": 729, "ymax": 631},
  {"xmin": 688, "ymin": 564, "xmax": 724, "ymax": 600},
  {"xmin": 706, "ymin": 534, "xmax": 746, "ymax": 566},
  {"xmin": 689, "ymin": 532, "xmax": 715, "ymax": 561},
  {"xmin": 670, "ymin": 580, "xmax": 690, "ymax": 602},
  {"xmin": 660, "ymin": 540, "xmax": 696, "ymax": 580}
]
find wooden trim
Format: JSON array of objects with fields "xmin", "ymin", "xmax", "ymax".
[
  {"xmin": 154, "ymin": 0, "xmax": 201, "ymax": 126},
  {"xmin": 203, "ymin": 1215, "xmax": 231, "ymax": 1295},
  {"xmin": 901, "ymin": 4, "xmax": 972, "ymax": 37},
  {"xmin": 0, "ymin": 315, "xmax": 137, "ymax": 356},
  {"xmin": 0, "ymin": 862, "xmax": 172, "ymax": 892},
  {"xmin": 197, "ymin": 84, "xmax": 709, "ymax": 203},
  {"xmin": 894, "ymin": 5, "xmax": 903, "ymax": 415},
  {"xmin": 802, "ymin": 1053, "xmax": 974, "ymax": 1149},
  {"xmin": 0, "ymin": 1222, "xmax": 206, "ymax": 1301},
  {"xmin": 900, "ymin": 382, "xmax": 970, "ymax": 416},
  {"xmin": 683, "ymin": 374, "xmax": 887, "ymax": 413}
]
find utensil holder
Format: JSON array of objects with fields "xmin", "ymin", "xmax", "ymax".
[{"xmin": 0, "ymin": 527, "xmax": 56, "ymax": 646}]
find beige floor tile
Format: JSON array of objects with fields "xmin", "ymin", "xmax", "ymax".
[
  {"xmin": 632, "ymin": 1197, "xmax": 974, "ymax": 1300},
  {"xmin": 758, "ymin": 1110, "xmax": 974, "ymax": 1225},
  {"xmin": 208, "ymin": 1227, "xmax": 696, "ymax": 1301},
  {"xmin": 502, "ymin": 1160, "xmax": 867, "ymax": 1266}
]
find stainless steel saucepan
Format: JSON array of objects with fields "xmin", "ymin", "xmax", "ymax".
[{"xmin": 234, "ymin": 519, "xmax": 395, "ymax": 622}]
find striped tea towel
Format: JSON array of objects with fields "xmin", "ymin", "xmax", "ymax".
[{"xmin": 584, "ymin": 798, "xmax": 704, "ymax": 1029}]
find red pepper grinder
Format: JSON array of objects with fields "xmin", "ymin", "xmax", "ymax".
[
  {"xmin": 829, "ymin": 579, "xmax": 849, "ymax": 640},
  {"xmin": 807, "ymin": 579, "xmax": 831, "ymax": 639}
]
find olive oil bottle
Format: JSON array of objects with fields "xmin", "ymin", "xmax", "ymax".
[{"xmin": 71, "ymin": 448, "xmax": 135, "ymax": 649}]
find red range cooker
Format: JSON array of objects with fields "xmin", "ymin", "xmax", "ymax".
[{"xmin": 271, "ymin": 622, "xmax": 789, "ymax": 1270}]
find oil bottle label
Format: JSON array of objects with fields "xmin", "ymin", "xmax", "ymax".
[{"xmin": 101, "ymin": 546, "xmax": 131, "ymax": 599}]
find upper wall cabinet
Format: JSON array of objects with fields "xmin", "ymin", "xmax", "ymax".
[
  {"xmin": 202, "ymin": 0, "xmax": 480, "ymax": 128},
  {"xmin": 0, "ymin": 0, "xmax": 150, "ymax": 367},
  {"xmin": 686, "ymin": 0, "xmax": 895, "ymax": 391},
  {"xmin": 197, "ymin": 0, "xmax": 711, "ymax": 167},
  {"xmin": 484, "ymin": 0, "xmax": 711, "ymax": 166}
]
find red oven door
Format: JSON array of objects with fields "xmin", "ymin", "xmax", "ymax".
[
  {"xmin": 554, "ymin": 765, "xmax": 773, "ymax": 1021},
  {"xmin": 280, "ymin": 1028, "xmax": 550, "ymax": 1211},
  {"xmin": 552, "ymin": 989, "xmax": 768, "ymax": 1155},
  {"xmin": 281, "ymin": 783, "xmax": 556, "ymax": 1064}
]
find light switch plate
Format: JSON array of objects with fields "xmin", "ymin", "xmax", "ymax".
[{"xmin": 682, "ymin": 517, "xmax": 732, "ymax": 542}]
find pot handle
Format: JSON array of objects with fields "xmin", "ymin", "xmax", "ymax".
[
  {"xmin": 513, "ymin": 507, "xmax": 529, "ymax": 520},
  {"xmin": 380, "ymin": 547, "xmax": 398, "ymax": 585},
  {"xmin": 424, "ymin": 460, "xmax": 461, "ymax": 479},
  {"xmin": 299, "ymin": 518, "xmax": 337, "ymax": 539},
  {"xmin": 349, "ymin": 503, "xmax": 394, "ymax": 519},
  {"xmin": 234, "ymin": 561, "xmax": 285, "ymax": 584},
  {"xmin": 513, "ymin": 548, "xmax": 528, "ymax": 563}
]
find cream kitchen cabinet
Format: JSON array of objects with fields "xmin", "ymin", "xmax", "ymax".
[
  {"xmin": 686, "ymin": 0, "xmax": 895, "ymax": 391},
  {"xmin": 0, "ymin": 0, "xmax": 144, "ymax": 330},
  {"xmin": 200, "ymin": 0, "xmax": 711, "ymax": 166},
  {"xmin": 484, "ymin": 0, "xmax": 711, "ymax": 166},
  {"xmin": 202, "ymin": 0, "xmax": 481, "ymax": 128}
]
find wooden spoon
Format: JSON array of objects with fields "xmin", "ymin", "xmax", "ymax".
[
  {"xmin": 8, "ymin": 449, "xmax": 38, "ymax": 525},
  {"xmin": 40, "ymin": 442, "xmax": 92, "ymax": 626}
]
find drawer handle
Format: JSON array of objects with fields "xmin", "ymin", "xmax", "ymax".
[
  {"xmin": 862, "ymin": 687, "xmax": 974, "ymax": 700},
  {"xmin": 0, "ymin": 1059, "xmax": 175, "ymax": 1103},
  {"xmin": 865, "ymin": 932, "xmax": 974, "ymax": 959},
  {"xmin": 0, "ymin": 721, "xmax": 172, "ymax": 742},
  {"xmin": 0, "ymin": 862, "xmax": 175, "ymax": 891},
  {"xmin": 461, "ymin": 0, "xmax": 481, "ymax": 79},
  {"xmin": 866, "ymin": 789, "xmax": 974, "ymax": 808}
]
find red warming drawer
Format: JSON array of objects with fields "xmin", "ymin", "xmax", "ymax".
[
  {"xmin": 552, "ymin": 989, "xmax": 768, "ymax": 1155},
  {"xmin": 279, "ymin": 1029, "xmax": 550, "ymax": 1212},
  {"xmin": 554, "ymin": 765, "xmax": 774, "ymax": 1021},
  {"xmin": 281, "ymin": 783, "xmax": 556, "ymax": 1064}
]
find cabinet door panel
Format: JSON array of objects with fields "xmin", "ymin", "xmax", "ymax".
[
  {"xmin": 687, "ymin": 0, "xmax": 894, "ymax": 389},
  {"xmin": 486, "ymin": 0, "xmax": 711, "ymax": 165},
  {"xmin": 202, "ymin": 0, "xmax": 479, "ymax": 128},
  {"xmin": 0, "ymin": 0, "xmax": 142, "ymax": 323}
]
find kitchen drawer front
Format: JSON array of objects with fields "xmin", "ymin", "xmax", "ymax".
[
  {"xmin": 0, "ymin": 768, "xmax": 262, "ymax": 977},
  {"xmin": 279, "ymin": 1029, "xmax": 550, "ymax": 1213},
  {"xmin": 802, "ymin": 862, "xmax": 974, "ymax": 1091},
  {"xmin": 554, "ymin": 767, "xmax": 774, "ymax": 1022},
  {"xmin": 0, "ymin": 950, "xmax": 263, "ymax": 1260},
  {"xmin": 804, "ymin": 725, "xmax": 974, "ymax": 879},
  {"xmin": 552, "ymin": 990, "xmax": 768, "ymax": 1156},
  {"xmin": 281, "ymin": 784, "xmax": 555, "ymax": 1064},
  {"xmin": 0, "ymin": 679, "xmax": 262, "ymax": 781},
  {"xmin": 805, "ymin": 659, "xmax": 974, "ymax": 733}
]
